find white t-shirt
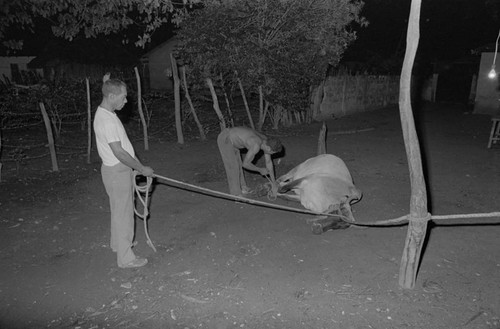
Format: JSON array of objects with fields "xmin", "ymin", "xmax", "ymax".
[{"xmin": 93, "ymin": 106, "xmax": 135, "ymax": 166}]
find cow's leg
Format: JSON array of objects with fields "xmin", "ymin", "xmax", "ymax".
[
  {"xmin": 340, "ymin": 202, "xmax": 356, "ymax": 223},
  {"xmin": 276, "ymin": 193, "xmax": 301, "ymax": 202},
  {"xmin": 310, "ymin": 212, "xmax": 350, "ymax": 234}
]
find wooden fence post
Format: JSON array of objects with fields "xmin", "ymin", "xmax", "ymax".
[
  {"xmin": 317, "ymin": 122, "xmax": 327, "ymax": 155},
  {"xmin": 39, "ymin": 102, "xmax": 59, "ymax": 172},
  {"xmin": 0, "ymin": 128, "xmax": 3, "ymax": 182},
  {"xmin": 398, "ymin": 0, "xmax": 429, "ymax": 290},
  {"xmin": 170, "ymin": 54, "xmax": 184, "ymax": 144},
  {"xmin": 134, "ymin": 67, "xmax": 149, "ymax": 150},
  {"xmin": 86, "ymin": 78, "xmax": 92, "ymax": 164}
]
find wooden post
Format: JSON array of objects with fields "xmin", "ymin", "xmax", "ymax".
[
  {"xmin": 206, "ymin": 77, "xmax": 226, "ymax": 131},
  {"xmin": 257, "ymin": 86, "xmax": 270, "ymax": 131},
  {"xmin": 86, "ymin": 78, "xmax": 92, "ymax": 164},
  {"xmin": 398, "ymin": 0, "xmax": 429, "ymax": 290},
  {"xmin": 317, "ymin": 122, "xmax": 327, "ymax": 155},
  {"xmin": 180, "ymin": 66, "xmax": 206, "ymax": 141},
  {"xmin": 220, "ymin": 73, "xmax": 234, "ymax": 127},
  {"xmin": 0, "ymin": 127, "xmax": 3, "ymax": 182},
  {"xmin": 237, "ymin": 77, "xmax": 255, "ymax": 130},
  {"xmin": 134, "ymin": 67, "xmax": 149, "ymax": 150},
  {"xmin": 39, "ymin": 102, "xmax": 59, "ymax": 172},
  {"xmin": 170, "ymin": 54, "xmax": 184, "ymax": 144},
  {"xmin": 258, "ymin": 100, "xmax": 269, "ymax": 131},
  {"xmin": 431, "ymin": 73, "xmax": 438, "ymax": 102},
  {"xmin": 342, "ymin": 74, "xmax": 347, "ymax": 116}
]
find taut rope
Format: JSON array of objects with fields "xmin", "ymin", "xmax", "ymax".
[{"xmin": 133, "ymin": 172, "xmax": 500, "ymax": 252}]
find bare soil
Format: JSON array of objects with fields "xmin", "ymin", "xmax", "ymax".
[{"xmin": 1, "ymin": 102, "xmax": 499, "ymax": 329}]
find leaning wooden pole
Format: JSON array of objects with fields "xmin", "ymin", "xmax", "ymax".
[
  {"xmin": 134, "ymin": 67, "xmax": 149, "ymax": 150},
  {"xmin": 39, "ymin": 102, "xmax": 59, "ymax": 172},
  {"xmin": 398, "ymin": 0, "xmax": 429, "ymax": 290},
  {"xmin": 237, "ymin": 77, "xmax": 255, "ymax": 130},
  {"xmin": 180, "ymin": 66, "xmax": 206, "ymax": 141},
  {"xmin": 206, "ymin": 77, "xmax": 226, "ymax": 131}
]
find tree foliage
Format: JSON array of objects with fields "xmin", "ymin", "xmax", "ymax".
[
  {"xmin": 0, "ymin": 0, "xmax": 199, "ymax": 50},
  {"xmin": 177, "ymin": 0, "xmax": 366, "ymax": 113}
]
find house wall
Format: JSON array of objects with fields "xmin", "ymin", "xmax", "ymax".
[
  {"xmin": 0, "ymin": 56, "xmax": 38, "ymax": 83},
  {"xmin": 474, "ymin": 52, "xmax": 500, "ymax": 115},
  {"xmin": 144, "ymin": 39, "xmax": 179, "ymax": 91}
]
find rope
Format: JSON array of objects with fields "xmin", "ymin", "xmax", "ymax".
[
  {"xmin": 152, "ymin": 173, "xmax": 357, "ymax": 223},
  {"xmin": 133, "ymin": 173, "xmax": 500, "ymax": 241},
  {"xmin": 132, "ymin": 171, "xmax": 157, "ymax": 252}
]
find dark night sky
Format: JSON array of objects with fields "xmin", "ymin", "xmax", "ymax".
[
  {"xmin": 4, "ymin": 0, "xmax": 499, "ymax": 72},
  {"xmin": 342, "ymin": 0, "xmax": 500, "ymax": 72}
]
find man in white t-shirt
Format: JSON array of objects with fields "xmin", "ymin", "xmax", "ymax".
[{"xmin": 93, "ymin": 76, "xmax": 154, "ymax": 268}]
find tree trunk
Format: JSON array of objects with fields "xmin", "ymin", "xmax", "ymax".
[
  {"xmin": 134, "ymin": 67, "xmax": 149, "ymax": 150},
  {"xmin": 206, "ymin": 77, "xmax": 226, "ymax": 131},
  {"xmin": 180, "ymin": 66, "xmax": 206, "ymax": 141},
  {"xmin": 170, "ymin": 53, "xmax": 184, "ymax": 144},
  {"xmin": 398, "ymin": 0, "xmax": 429, "ymax": 290},
  {"xmin": 237, "ymin": 77, "xmax": 255, "ymax": 130}
]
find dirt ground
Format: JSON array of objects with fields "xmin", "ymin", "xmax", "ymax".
[{"xmin": 1, "ymin": 102, "xmax": 499, "ymax": 329}]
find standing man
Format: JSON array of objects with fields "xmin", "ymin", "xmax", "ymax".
[
  {"xmin": 217, "ymin": 127, "xmax": 282, "ymax": 196},
  {"xmin": 94, "ymin": 76, "xmax": 154, "ymax": 268}
]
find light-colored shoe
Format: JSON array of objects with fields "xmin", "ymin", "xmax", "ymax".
[{"xmin": 119, "ymin": 257, "xmax": 148, "ymax": 268}]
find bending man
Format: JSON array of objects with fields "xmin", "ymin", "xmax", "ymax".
[{"xmin": 217, "ymin": 127, "xmax": 282, "ymax": 196}]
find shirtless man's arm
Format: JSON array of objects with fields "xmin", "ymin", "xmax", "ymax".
[
  {"xmin": 263, "ymin": 153, "xmax": 275, "ymax": 182},
  {"xmin": 241, "ymin": 142, "xmax": 268, "ymax": 175}
]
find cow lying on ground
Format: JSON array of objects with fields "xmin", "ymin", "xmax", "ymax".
[{"xmin": 275, "ymin": 154, "xmax": 362, "ymax": 233}]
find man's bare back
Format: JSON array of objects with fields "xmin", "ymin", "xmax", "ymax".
[{"xmin": 226, "ymin": 127, "xmax": 267, "ymax": 150}]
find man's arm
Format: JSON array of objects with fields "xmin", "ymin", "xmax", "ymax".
[
  {"xmin": 264, "ymin": 153, "xmax": 275, "ymax": 182},
  {"xmin": 241, "ymin": 144, "xmax": 268, "ymax": 175},
  {"xmin": 109, "ymin": 141, "xmax": 154, "ymax": 177}
]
